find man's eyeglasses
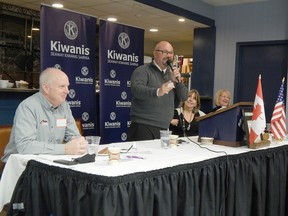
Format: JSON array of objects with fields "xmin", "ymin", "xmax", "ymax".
[{"xmin": 155, "ymin": 50, "xmax": 174, "ymax": 56}]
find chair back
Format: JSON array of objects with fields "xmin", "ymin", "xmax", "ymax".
[
  {"xmin": 0, "ymin": 125, "xmax": 12, "ymax": 170},
  {"xmin": 75, "ymin": 119, "xmax": 83, "ymax": 136}
]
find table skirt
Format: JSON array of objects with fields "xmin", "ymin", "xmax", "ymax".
[{"xmin": 7, "ymin": 145, "xmax": 288, "ymax": 216}]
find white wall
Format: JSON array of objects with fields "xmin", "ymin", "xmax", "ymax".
[
  {"xmin": 164, "ymin": 0, "xmax": 288, "ymax": 102},
  {"xmin": 214, "ymin": 0, "xmax": 288, "ymax": 102}
]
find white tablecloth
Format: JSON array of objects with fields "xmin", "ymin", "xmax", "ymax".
[{"xmin": 0, "ymin": 136, "xmax": 286, "ymax": 210}]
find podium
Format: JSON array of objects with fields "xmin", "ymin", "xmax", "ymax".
[{"xmin": 197, "ymin": 102, "xmax": 254, "ymax": 147}]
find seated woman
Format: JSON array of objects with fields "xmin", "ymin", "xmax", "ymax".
[
  {"xmin": 210, "ymin": 89, "xmax": 232, "ymax": 112},
  {"xmin": 169, "ymin": 89, "xmax": 205, "ymax": 137}
]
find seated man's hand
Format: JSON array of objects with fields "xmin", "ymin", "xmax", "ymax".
[{"xmin": 65, "ymin": 136, "xmax": 87, "ymax": 155}]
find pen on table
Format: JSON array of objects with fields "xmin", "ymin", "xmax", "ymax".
[{"xmin": 126, "ymin": 155, "xmax": 145, "ymax": 159}]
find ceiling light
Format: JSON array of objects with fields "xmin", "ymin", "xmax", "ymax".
[
  {"xmin": 179, "ymin": 18, "xmax": 185, "ymax": 22},
  {"xmin": 32, "ymin": 27, "xmax": 40, "ymax": 31},
  {"xmin": 149, "ymin": 28, "xmax": 158, "ymax": 32},
  {"xmin": 52, "ymin": 3, "xmax": 63, "ymax": 8},
  {"xmin": 107, "ymin": 17, "xmax": 117, "ymax": 22}
]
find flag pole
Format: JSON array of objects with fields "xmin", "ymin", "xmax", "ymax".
[
  {"xmin": 282, "ymin": 76, "xmax": 286, "ymax": 131},
  {"xmin": 283, "ymin": 77, "xmax": 286, "ymax": 132},
  {"xmin": 282, "ymin": 76, "xmax": 286, "ymax": 134},
  {"xmin": 271, "ymin": 76, "xmax": 287, "ymax": 141},
  {"xmin": 286, "ymin": 64, "xmax": 288, "ymax": 131},
  {"xmin": 249, "ymin": 74, "xmax": 270, "ymax": 149}
]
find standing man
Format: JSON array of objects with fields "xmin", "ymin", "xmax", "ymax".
[
  {"xmin": 2, "ymin": 68, "xmax": 87, "ymax": 163},
  {"xmin": 128, "ymin": 41, "xmax": 188, "ymax": 141}
]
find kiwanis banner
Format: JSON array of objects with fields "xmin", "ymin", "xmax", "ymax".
[
  {"xmin": 40, "ymin": 5, "xmax": 97, "ymax": 136},
  {"xmin": 99, "ymin": 20, "xmax": 144, "ymax": 144}
]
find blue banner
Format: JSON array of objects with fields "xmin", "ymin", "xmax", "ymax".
[
  {"xmin": 99, "ymin": 20, "xmax": 144, "ymax": 144},
  {"xmin": 40, "ymin": 5, "xmax": 97, "ymax": 136}
]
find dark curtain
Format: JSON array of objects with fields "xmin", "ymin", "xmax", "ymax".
[{"xmin": 7, "ymin": 145, "xmax": 288, "ymax": 216}]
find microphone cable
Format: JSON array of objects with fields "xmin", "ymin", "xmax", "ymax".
[
  {"xmin": 178, "ymin": 108, "xmax": 187, "ymax": 137},
  {"xmin": 179, "ymin": 112, "xmax": 229, "ymax": 156},
  {"xmin": 178, "ymin": 114, "xmax": 229, "ymax": 216},
  {"xmin": 185, "ymin": 135, "xmax": 229, "ymax": 216}
]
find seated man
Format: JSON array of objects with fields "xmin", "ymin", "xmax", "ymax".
[{"xmin": 1, "ymin": 68, "xmax": 87, "ymax": 163}]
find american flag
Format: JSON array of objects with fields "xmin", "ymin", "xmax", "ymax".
[{"xmin": 270, "ymin": 78, "xmax": 286, "ymax": 140}]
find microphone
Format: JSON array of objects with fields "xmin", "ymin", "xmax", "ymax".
[
  {"xmin": 180, "ymin": 73, "xmax": 191, "ymax": 78},
  {"xmin": 166, "ymin": 59, "xmax": 180, "ymax": 82}
]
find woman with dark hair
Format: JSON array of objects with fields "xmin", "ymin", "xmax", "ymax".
[{"xmin": 169, "ymin": 89, "xmax": 205, "ymax": 137}]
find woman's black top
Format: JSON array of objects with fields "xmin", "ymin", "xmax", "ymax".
[
  {"xmin": 210, "ymin": 106, "xmax": 222, "ymax": 112},
  {"xmin": 169, "ymin": 110, "xmax": 201, "ymax": 137}
]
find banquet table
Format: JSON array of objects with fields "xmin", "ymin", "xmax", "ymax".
[{"xmin": 1, "ymin": 137, "xmax": 288, "ymax": 216}]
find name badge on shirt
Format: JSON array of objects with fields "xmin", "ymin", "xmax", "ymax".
[{"xmin": 57, "ymin": 118, "xmax": 67, "ymax": 127}]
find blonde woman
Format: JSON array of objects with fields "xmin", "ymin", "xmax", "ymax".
[
  {"xmin": 169, "ymin": 89, "xmax": 205, "ymax": 137},
  {"xmin": 211, "ymin": 89, "xmax": 232, "ymax": 112}
]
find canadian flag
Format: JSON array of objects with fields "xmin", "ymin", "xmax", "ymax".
[{"xmin": 249, "ymin": 75, "xmax": 266, "ymax": 145}]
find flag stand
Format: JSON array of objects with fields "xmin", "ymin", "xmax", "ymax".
[
  {"xmin": 242, "ymin": 109, "xmax": 271, "ymax": 149},
  {"xmin": 249, "ymin": 134, "xmax": 270, "ymax": 149}
]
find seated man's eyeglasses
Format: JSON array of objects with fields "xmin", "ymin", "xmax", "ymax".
[{"xmin": 156, "ymin": 50, "xmax": 174, "ymax": 56}]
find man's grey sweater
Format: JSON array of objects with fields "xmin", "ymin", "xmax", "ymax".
[{"xmin": 130, "ymin": 62, "xmax": 188, "ymax": 129}]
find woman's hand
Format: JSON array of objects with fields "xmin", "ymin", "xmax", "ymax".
[{"xmin": 170, "ymin": 119, "xmax": 179, "ymax": 126}]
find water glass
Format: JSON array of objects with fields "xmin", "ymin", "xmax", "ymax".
[
  {"xmin": 160, "ymin": 130, "xmax": 171, "ymax": 149},
  {"xmin": 85, "ymin": 136, "xmax": 101, "ymax": 155}
]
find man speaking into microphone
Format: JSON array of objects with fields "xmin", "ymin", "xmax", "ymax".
[{"xmin": 127, "ymin": 41, "xmax": 188, "ymax": 141}]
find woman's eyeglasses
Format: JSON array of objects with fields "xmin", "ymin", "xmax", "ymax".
[{"xmin": 221, "ymin": 95, "xmax": 230, "ymax": 100}]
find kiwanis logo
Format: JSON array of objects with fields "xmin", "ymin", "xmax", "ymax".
[
  {"xmin": 68, "ymin": 89, "xmax": 81, "ymax": 108},
  {"xmin": 69, "ymin": 89, "xmax": 76, "ymax": 99},
  {"xmin": 81, "ymin": 112, "xmax": 94, "ymax": 130},
  {"xmin": 75, "ymin": 67, "xmax": 93, "ymax": 85},
  {"xmin": 81, "ymin": 67, "xmax": 89, "ymax": 76},
  {"xmin": 118, "ymin": 32, "xmax": 130, "ymax": 49},
  {"xmin": 121, "ymin": 133, "xmax": 127, "ymax": 141},
  {"xmin": 121, "ymin": 91, "xmax": 127, "ymax": 100},
  {"xmin": 127, "ymin": 121, "xmax": 131, "ymax": 127},
  {"xmin": 104, "ymin": 70, "xmax": 120, "ymax": 87},
  {"xmin": 110, "ymin": 112, "xmax": 116, "ymax": 121},
  {"xmin": 54, "ymin": 64, "xmax": 61, "ymax": 70},
  {"xmin": 110, "ymin": 70, "xmax": 116, "ymax": 78},
  {"xmin": 64, "ymin": 21, "xmax": 78, "ymax": 40},
  {"xmin": 116, "ymin": 91, "xmax": 131, "ymax": 107},
  {"xmin": 82, "ymin": 112, "xmax": 89, "ymax": 122},
  {"xmin": 107, "ymin": 32, "xmax": 139, "ymax": 65},
  {"xmin": 105, "ymin": 112, "xmax": 121, "ymax": 129}
]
